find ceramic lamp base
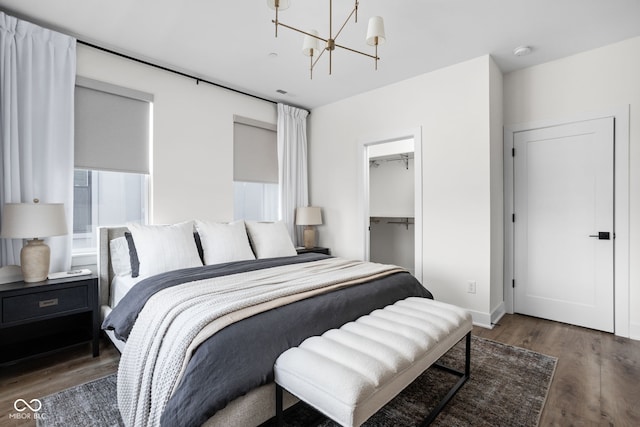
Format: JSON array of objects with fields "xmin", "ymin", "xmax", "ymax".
[
  {"xmin": 303, "ymin": 226, "xmax": 316, "ymax": 249},
  {"xmin": 21, "ymin": 238, "xmax": 50, "ymax": 283}
]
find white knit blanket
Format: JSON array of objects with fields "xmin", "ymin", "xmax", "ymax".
[{"xmin": 117, "ymin": 257, "xmax": 404, "ymax": 427}]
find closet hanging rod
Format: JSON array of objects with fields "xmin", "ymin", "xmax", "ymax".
[
  {"xmin": 369, "ymin": 153, "xmax": 412, "ymax": 170},
  {"xmin": 386, "ymin": 218, "xmax": 414, "ymax": 230}
]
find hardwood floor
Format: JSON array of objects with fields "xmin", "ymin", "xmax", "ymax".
[
  {"xmin": 0, "ymin": 315, "xmax": 638, "ymax": 426},
  {"xmin": 473, "ymin": 314, "xmax": 640, "ymax": 426}
]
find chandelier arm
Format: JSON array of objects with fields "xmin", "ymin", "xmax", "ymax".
[
  {"xmin": 272, "ymin": 21, "xmax": 328, "ymax": 43},
  {"xmin": 334, "ymin": 43, "xmax": 379, "ymax": 60},
  {"xmin": 329, "ymin": 0, "xmax": 333, "ymax": 38},
  {"xmin": 333, "ymin": 5, "xmax": 358, "ymax": 41},
  {"xmin": 330, "ymin": 49, "xmax": 332, "ymax": 75},
  {"xmin": 312, "ymin": 47, "xmax": 327, "ymax": 70}
]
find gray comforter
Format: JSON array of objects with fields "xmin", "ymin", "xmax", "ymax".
[{"xmin": 103, "ymin": 254, "xmax": 432, "ymax": 427}]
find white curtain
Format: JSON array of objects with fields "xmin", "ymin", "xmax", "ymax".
[
  {"xmin": 277, "ymin": 103, "xmax": 309, "ymax": 245},
  {"xmin": 0, "ymin": 12, "xmax": 76, "ymax": 271}
]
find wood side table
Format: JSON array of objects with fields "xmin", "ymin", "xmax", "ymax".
[{"xmin": 0, "ymin": 275, "xmax": 99, "ymax": 365}]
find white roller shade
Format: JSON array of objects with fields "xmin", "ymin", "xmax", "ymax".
[
  {"xmin": 75, "ymin": 77, "xmax": 152, "ymax": 174},
  {"xmin": 233, "ymin": 121, "xmax": 278, "ymax": 184}
]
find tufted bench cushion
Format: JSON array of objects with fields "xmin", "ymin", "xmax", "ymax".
[{"xmin": 274, "ymin": 297, "xmax": 473, "ymax": 427}]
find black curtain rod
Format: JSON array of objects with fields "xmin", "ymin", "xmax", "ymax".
[{"xmin": 78, "ymin": 40, "xmax": 277, "ymax": 105}]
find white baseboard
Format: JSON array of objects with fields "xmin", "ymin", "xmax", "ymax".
[
  {"xmin": 467, "ymin": 310, "xmax": 493, "ymax": 329},
  {"xmin": 491, "ymin": 302, "xmax": 506, "ymax": 326},
  {"xmin": 467, "ymin": 302, "xmax": 506, "ymax": 330},
  {"xmin": 630, "ymin": 322, "xmax": 640, "ymax": 341}
]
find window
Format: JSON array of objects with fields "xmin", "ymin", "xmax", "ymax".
[
  {"xmin": 73, "ymin": 169, "xmax": 148, "ymax": 253},
  {"xmin": 233, "ymin": 117, "xmax": 279, "ymax": 221},
  {"xmin": 73, "ymin": 77, "xmax": 152, "ymax": 255},
  {"xmin": 233, "ymin": 181, "xmax": 278, "ymax": 221}
]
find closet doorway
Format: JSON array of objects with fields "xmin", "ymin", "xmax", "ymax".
[{"xmin": 361, "ymin": 128, "xmax": 422, "ymax": 283}]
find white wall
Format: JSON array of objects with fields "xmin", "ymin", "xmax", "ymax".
[
  {"xmin": 309, "ymin": 55, "xmax": 503, "ymax": 326},
  {"xmin": 503, "ymin": 36, "xmax": 640, "ymax": 339},
  {"xmin": 76, "ymin": 45, "xmax": 277, "ymax": 224}
]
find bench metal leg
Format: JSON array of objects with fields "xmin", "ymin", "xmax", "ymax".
[
  {"xmin": 420, "ymin": 331, "xmax": 471, "ymax": 426},
  {"xmin": 276, "ymin": 384, "xmax": 284, "ymax": 426},
  {"xmin": 271, "ymin": 386, "xmax": 326, "ymax": 427}
]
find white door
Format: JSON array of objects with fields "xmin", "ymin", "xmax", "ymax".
[{"xmin": 513, "ymin": 117, "xmax": 614, "ymax": 332}]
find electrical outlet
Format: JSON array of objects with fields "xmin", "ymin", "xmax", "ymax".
[{"xmin": 467, "ymin": 281, "xmax": 476, "ymax": 294}]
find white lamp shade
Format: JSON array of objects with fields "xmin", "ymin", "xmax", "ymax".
[
  {"xmin": 296, "ymin": 207, "xmax": 323, "ymax": 226},
  {"xmin": 1, "ymin": 203, "xmax": 68, "ymax": 239},
  {"xmin": 302, "ymin": 30, "xmax": 320, "ymax": 57},
  {"xmin": 267, "ymin": 0, "xmax": 290, "ymax": 10},
  {"xmin": 366, "ymin": 16, "xmax": 386, "ymax": 46}
]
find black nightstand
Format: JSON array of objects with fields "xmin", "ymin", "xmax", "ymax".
[
  {"xmin": 0, "ymin": 275, "xmax": 99, "ymax": 365},
  {"xmin": 296, "ymin": 247, "xmax": 331, "ymax": 255}
]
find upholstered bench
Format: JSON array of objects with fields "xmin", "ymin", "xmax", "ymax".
[{"xmin": 273, "ymin": 297, "xmax": 472, "ymax": 427}]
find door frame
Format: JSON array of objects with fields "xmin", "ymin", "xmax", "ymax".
[
  {"xmin": 503, "ymin": 106, "xmax": 630, "ymax": 337},
  {"xmin": 359, "ymin": 127, "xmax": 423, "ymax": 284}
]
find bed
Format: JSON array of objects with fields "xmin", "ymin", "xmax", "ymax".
[{"xmin": 97, "ymin": 220, "xmax": 433, "ymax": 427}]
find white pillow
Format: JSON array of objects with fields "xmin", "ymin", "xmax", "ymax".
[
  {"xmin": 127, "ymin": 221, "xmax": 203, "ymax": 278},
  {"xmin": 109, "ymin": 236, "xmax": 131, "ymax": 277},
  {"xmin": 195, "ymin": 220, "xmax": 255, "ymax": 265},
  {"xmin": 245, "ymin": 221, "xmax": 297, "ymax": 259}
]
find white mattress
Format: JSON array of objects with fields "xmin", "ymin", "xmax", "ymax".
[{"xmin": 110, "ymin": 274, "xmax": 142, "ymax": 308}]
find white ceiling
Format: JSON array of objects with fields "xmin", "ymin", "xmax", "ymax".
[{"xmin": 1, "ymin": 0, "xmax": 639, "ymax": 109}]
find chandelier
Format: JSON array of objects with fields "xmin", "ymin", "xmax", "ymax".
[{"xmin": 267, "ymin": 0, "xmax": 386, "ymax": 79}]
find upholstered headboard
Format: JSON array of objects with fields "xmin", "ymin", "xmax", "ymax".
[{"xmin": 97, "ymin": 226, "xmax": 129, "ymax": 308}]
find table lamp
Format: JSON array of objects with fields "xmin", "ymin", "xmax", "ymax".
[
  {"xmin": 0, "ymin": 200, "xmax": 68, "ymax": 282},
  {"xmin": 296, "ymin": 206, "xmax": 323, "ymax": 249}
]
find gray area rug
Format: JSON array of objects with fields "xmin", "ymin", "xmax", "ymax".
[{"xmin": 37, "ymin": 336, "xmax": 556, "ymax": 427}]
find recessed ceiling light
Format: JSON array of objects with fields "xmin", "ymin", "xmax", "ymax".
[
  {"xmin": 268, "ymin": 52, "xmax": 278, "ymax": 58},
  {"xmin": 276, "ymin": 89, "xmax": 287, "ymax": 95},
  {"xmin": 513, "ymin": 46, "xmax": 532, "ymax": 57}
]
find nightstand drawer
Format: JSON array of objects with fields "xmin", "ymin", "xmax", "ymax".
[{"xmin": 2, "ymin": 286, "xmax": 89, "ymax": 323}]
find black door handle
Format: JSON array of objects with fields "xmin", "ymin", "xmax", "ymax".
[{"xmin": 588, "ymin": 232, "xmax": 610, "ymax": 240}]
